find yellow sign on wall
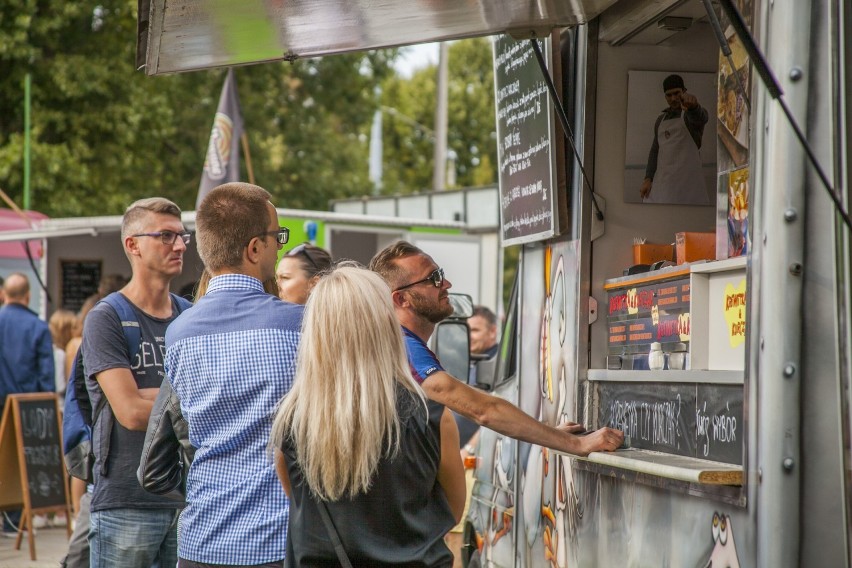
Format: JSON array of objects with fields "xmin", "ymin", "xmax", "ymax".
[{"xmin": 723, "ymin": 280, "xmax": 747, "ymax": 347}]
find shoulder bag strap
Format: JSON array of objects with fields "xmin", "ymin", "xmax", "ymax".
[{"xmin": 316, "ymin": 500, "xmax": 352, "ymax": 568}]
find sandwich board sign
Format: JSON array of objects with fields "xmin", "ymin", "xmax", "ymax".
[{"xmin": 0, "ymin": 393, "xmax": 72, "ymax": 560}]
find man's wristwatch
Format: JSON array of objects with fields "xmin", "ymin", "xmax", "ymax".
[{"xmin": 464, "ymin": 444, "xmax": 476, "ymax": 455}]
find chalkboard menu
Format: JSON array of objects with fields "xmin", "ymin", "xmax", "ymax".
[
  {"xmin": 493, "ymin": 34, "xmax": 557, "ymax": 245},
  {"xmin": 61, "ymin": 259, "xmax": 101, "ymax": 312},
  {"xmin": 598, "ymin": 381, "xmax": 743, "ymax": 465},
  {"xmin": 16, "ymin": 396, "xmax": 67, "ymax": 509}
]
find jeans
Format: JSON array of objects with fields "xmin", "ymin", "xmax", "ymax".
[{"xmin": 89, "ymin": 507, "xmax": 179, "ymax": 568}]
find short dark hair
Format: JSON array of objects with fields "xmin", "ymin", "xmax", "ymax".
[
  {"xmin": 196, "ymin": 183, "xmax": 272, "ymax": 271},
  {"xmin": 368, "ymin": 240, "xmax": 425, "ymax": 289},
  {"xmin": 472, "ymin": 305, "xmax": 497, "ymax": 327}
]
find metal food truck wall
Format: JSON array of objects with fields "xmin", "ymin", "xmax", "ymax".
[{"xmin": 468, "ymin": 0, "xmax": 851, "ymax": 566}]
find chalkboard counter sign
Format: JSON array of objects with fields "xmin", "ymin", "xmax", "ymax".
[
  {"xmin": 597, "ymin": 381, "xmax": 743, "ymax": 466},
  {"xmin": 0, "ymin": 393, "xmax": 71, "ymax": 560},
  {"xmin": 61, "ymin": 259, "xmax": 102, "ymax": 313},
  {"xmin": 493, "ymin": 34, "xmax": 558, "ymax": 246}
]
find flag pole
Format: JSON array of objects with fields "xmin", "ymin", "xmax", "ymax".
[{"xmin": 240, "ymin": 132, "xmax": 255, "ymax": 185}]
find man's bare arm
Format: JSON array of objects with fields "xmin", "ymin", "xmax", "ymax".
[
  {"xmin": 96, "ymin": 368, "xmax": 157, "ymax": 431},
  {"xmin": 422, "ymin": 371, "xmax": 623, "ymax": 456}
]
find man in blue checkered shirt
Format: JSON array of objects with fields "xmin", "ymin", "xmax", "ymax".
[{"xmin": 164, "ymin": 183, "xmax": 302, "ymax": 567}]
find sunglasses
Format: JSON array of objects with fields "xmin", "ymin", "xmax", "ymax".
[
  {"xmin": 132, "ymin": 230, "xmax": 191, "ymax": 246},
  {"xmin": 251, "ymin": 228, "xmax": 290, "ymax": 246},
  {"xmin": 394, "ymin": 267, "xmax": 444, "ymax": 292},
  {"xmin": 286, "ymin": 243, "xmax": 318, "ymax": 270}
]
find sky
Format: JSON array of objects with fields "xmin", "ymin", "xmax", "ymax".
[{"xmin": 393, "ymin": 42, "xmax": 440, "ymax": 78}]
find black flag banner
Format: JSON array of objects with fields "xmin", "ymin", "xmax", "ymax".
[{"xmin": 197, "ymin": 68, "xmax": 243, "ymax": 209}]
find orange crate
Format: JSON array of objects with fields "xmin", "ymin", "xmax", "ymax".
[
  {"xmin": 676, "ymin": 232, "xmax": 715, "ymax": 265},
  {"xmin": 632, "ymin": 243, "xmax": 674, "ymax": 265}
]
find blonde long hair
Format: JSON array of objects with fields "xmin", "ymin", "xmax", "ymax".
[{"xmin": 270, "ymin": 265, "xmax": 425, "ymax": 500}]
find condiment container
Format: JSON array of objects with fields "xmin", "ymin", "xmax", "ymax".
[
  {"xmin": 668, "ymin": 342, "xmax": 687, "ymax": 370},
  {"xmin": 648, "ymin": 342, "xmax": 665, "ymax": 371}
]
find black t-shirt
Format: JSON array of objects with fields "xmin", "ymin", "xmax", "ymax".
[
  {"xmin": 282, "ymin": 387, "xmax": 455, "ymax": 567},
  {"xmin": 82, "ymin": 296, "xmax": 183, "ymax": 512}
]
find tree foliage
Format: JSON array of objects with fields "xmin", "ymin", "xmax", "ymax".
[
  {"xmin": 0, "ymin": 1, "xmax": 496, "ymax": 217},
  {"xmin": 379, "ymin": 38, "xmax": 497, "ymax": 194},
  {"xmin": 0, "ymin": 0, "xmax": 396, "ymax": 216}
]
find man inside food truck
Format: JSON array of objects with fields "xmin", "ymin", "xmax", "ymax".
[
  {"xmin": 639, "ymin": 74, "xmax": 710, "ymax": 205},
  {"xmin": 369, "ymin": 241, "xmax": 623, "ymax": 456}
]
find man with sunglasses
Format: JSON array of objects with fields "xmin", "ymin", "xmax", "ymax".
[
  {"xmin": 81, "ymin": 197, "xmax": 191, "ymax": 567},
  {"xmin": 370, "ymin": 241, "xmax": 623, "ymax": 457}
]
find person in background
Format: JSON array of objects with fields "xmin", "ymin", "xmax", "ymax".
[
  {"xmin": 0, "ymin": 273, "xmax": 55, "ymax": 538},
  {"xmin": 275, "ymin": 242, "xmax": 332, "ymax": 304},
  {"xmin": 82, "ymin": 198, "xmax": 189, "ymax": 567},
  {"xmin": 0, "ymin": 273, "xmax": 56, "ymax": 403},
  {"xmin": 271, "ymin": 265, "xmax": 465, "ymax": 566},
  {"xmin": 639, "ymin": 73, "xmax": 710, "ymax": 205},
  {"xmin": 49, "ymin": 309, "xmax": 77, "ymax": 395}
]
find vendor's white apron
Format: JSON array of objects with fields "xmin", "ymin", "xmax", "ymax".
[{"xmin": 649, "ymin": 112, "xmax": 709, "ymax": 204}]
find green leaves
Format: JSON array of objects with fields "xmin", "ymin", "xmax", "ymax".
[
  {"xmin": 1, "ymin": 1, "xmax": 495, "ymax": 217},
  {"xmin": 379, "ymin": 38, "xmax": 497, "ymax": 194}
]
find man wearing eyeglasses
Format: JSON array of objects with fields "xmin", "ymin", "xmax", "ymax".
[
  {"xmin": 81, "ymin": 197, "xmax": 190, "ymax": 567},
  {"xmin": 141, "ymin": 183, "xmax": 301, "ymax": 567},
  {"xmin": 369, "ymin": 241, "xmax": 624, "ymax": 457}
]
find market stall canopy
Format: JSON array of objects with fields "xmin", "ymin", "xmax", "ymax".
[
  {"xmin": 0, "ymin": 210, "xmax": 48, "ymax": 260},
  {"xmin": 136, "ymin": 0, "xmax": 617, "ymax": 75}
]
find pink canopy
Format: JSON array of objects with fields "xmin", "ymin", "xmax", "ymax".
[{"xmin": 0, "ymin": 209, "xmax": 48, "ymax": 259}]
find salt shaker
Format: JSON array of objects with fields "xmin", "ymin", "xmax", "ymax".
[
  {"xmin": 668, "ymin": 342, "xmax": 687, "ymax": 370},
  {"xmin": 648, "ymin": 342, "xmax": 665, "ymax": 371}
]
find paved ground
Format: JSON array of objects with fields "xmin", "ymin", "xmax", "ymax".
[{"xmin": 0, "ymin": 526, "xmax": 68, "ymax": 568}]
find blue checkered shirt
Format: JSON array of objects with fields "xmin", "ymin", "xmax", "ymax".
[{"xmin": 165, "ymin": 274, "xmax": 303, "ymax": 564}]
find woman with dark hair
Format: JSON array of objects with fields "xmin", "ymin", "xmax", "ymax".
[{"xmin": 274, "ymin": 243, "xmax": 332, "ymax": 304}]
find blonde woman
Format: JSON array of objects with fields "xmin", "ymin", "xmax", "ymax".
[{"xmin": 271, "ymin": 266, "xmax": 465, "ymax": 567}]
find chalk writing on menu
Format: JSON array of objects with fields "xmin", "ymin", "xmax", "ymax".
[
  {"xmin": 61, "ymin": 260, "xmax": 101, "ymax": 313},
  {"xmin": 598, "ymin": 382, "xmax": 743, "ymax": 465},
  {"xmin": 494, "ymin": 35, "xmax": 555, "ymax": 245},
  {"xmin": 19, "ymin": 399, "xmax": 66, "ymax": 509}
]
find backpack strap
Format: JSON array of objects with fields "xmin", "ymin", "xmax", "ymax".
[
  {"xmin": 170, "ymin": 292, "xmax": 193, "ymax": 314},
  {"xmin": 101, "ymin": 292, "xmax": 143, "ymax": 362}
]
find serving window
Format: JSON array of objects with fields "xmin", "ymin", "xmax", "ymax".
[{"xmin": 571, "ymin": 0, "xmax": 755, "ymax": 502}]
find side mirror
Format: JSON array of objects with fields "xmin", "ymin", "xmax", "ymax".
[
  {"xmin": 431, "ymin": 320, "xmax": 470, "ymax": 383},
  {"xmin": 447, "ymin": 293, "xmax": 473, "ymax": 319}
]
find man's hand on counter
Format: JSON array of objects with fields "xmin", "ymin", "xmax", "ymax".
[{"xmin": 575, "ymin": 427, "xmax": 625, "ymax": 455}]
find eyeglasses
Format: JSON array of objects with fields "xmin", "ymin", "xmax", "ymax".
[
  {"xmin": 394, "ymin": 268, "xmax": 444, "ymax": 292},
  {"xmin": 251, "ymin": 228, "xmax": 290, "ymax": 246},
  {"xmin": 132, "ymin": 231, "xmax": 191, "ymax": 246},
  {"xmin": 286, "ymin": 243, "xmax": 318, "ymax": 270}
]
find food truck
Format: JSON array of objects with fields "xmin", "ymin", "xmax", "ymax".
[{"xmin": 133, "ymin": 0, "xmax": 850, "ymax": 566}]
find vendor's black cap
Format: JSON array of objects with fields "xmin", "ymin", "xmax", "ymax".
[{"xmin": 663, "ymin": 74, "xmax": 686, "ymax": 92}]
